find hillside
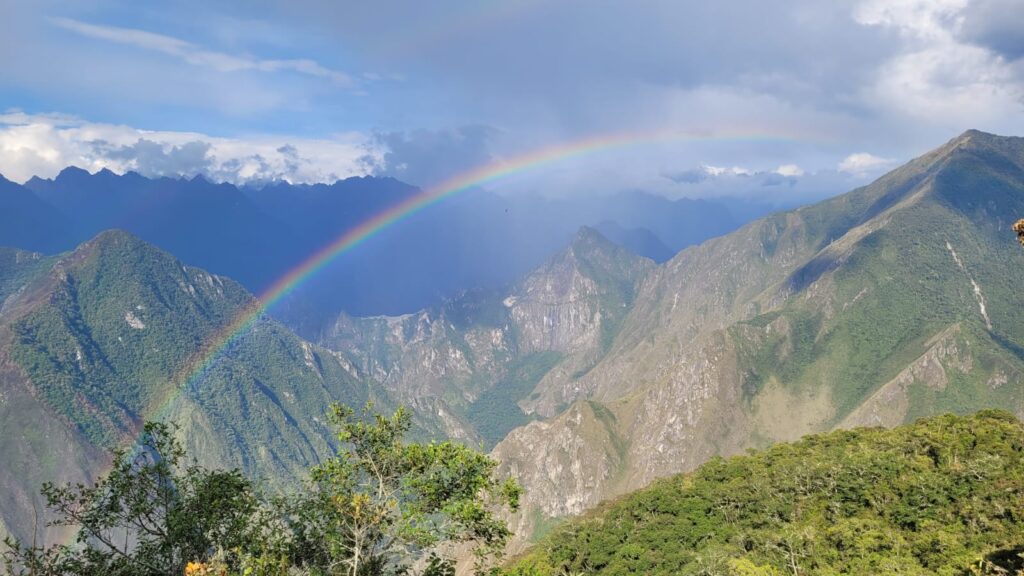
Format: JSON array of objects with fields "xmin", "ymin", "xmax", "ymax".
[
  {"xmin": 504, "ymin": 410, "xmax": 1024, "ymax": 575},
  {"xmin": 0, "ymin": 230, "xmax": 381, "ymax": 545},
  {"xmin": 318, "ymin": 226, "xmax": 655, "ymax": 448},
  {"xmin": 489, "ymin": 129, "xmax": 1024, "ymax": 546}
]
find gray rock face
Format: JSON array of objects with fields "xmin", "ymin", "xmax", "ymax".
[{"xmin": 317, "ymin": 227, "xmax": 654, "ymax": 444}]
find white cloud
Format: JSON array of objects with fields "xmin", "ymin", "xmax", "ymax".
[
  {"xmin": 854, "ymin": 0, "xmax": 968, "ymax": 41},
  {"xmin": 838, "ymin": 152, "xmax": 894, "ymax": 175},
  {"xmin": 854, "ymin": 0, "xmax": 1024, "ymax": 130},
  {"xmin": 702, "ymin": 164, "xmax": 753, "ymax": 177},
  {"xmin": 775, "ymin": 164, "xmax": 805, "ymax": 177},
  {"xmin": 0, "ymin": 111, "xmax": 376, "ymax": 184},
  {"xmin": 52, "ymin": 18, "xmax": 354, "ymax": 85}
]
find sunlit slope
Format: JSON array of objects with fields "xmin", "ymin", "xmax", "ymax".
[
  {"xmin": 494, "ymin": 130, "xmax": 1024, "ymax": 545},
  {"xmin": 504, "ymin": 410, "xmax": 1024, "ymax": 575}
]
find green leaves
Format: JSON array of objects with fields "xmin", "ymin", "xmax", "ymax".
[
  {"xmin": 505, "ymin": 411, "xmax": 1024, "ymax": 576},
  {"xmin": 3, "ymin": 422, "xmax": 264, "ymax": 576},
  {"xmin": 296, "ymin": 402, "xmax": 521, "ymax": 575},
  {"xmin": 4, "ymin": 405, "xmax": 522, "ymax": 576}
]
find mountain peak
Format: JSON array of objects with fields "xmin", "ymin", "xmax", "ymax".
[
  {"xmin": 54, "ymin": 166, "xmax": 92, "ymax": 183},
  {"xmin": 568, "ymin": 225, "xmax": 623, "ymax": 256},
  {"xmin": 79, "ymin": 229, "xmax": 152, "ymax": 257},
  {"xmin": 939, "ymin": 129, "xmax": 1024, "ymax": 159}
]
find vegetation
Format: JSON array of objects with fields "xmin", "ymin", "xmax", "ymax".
[
  {"xmin": 2, "ymin": 405, "xmax": 520, "ymax": 576},
  {"xmin": 467, "ymin": 352, "xmax": 562, "ymax": 449},
  {"xmin": 3, "ymin": 230, "xmax": 376, "ymax": 490},
  {"xmin": 2, "ymin": 423, "xmax": 262, "ymax": 576},
  {"xmin": 503, "ymin": 411, "xmax": 1024, "ymax": 575},
  {"xmin": 729, "ymin": 157, "xmax": 1024, "ymax": 427}
]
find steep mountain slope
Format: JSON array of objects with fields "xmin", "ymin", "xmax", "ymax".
[
  {"xmin": 0, "ymin": 231, "xmax": 380, "ymax": 545},
  {"xmin": 504, "ymin": 410, "xmax": 1024, "ymax": 575},
  {"xmin": 317, "ymin": 227, "xmax": 655, "ymax": 448},
  {"xmin": 493, "ymin": 130, "xmax": 1024, "ymax": 546}
]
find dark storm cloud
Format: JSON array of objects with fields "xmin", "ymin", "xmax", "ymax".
[
  {"xmin": 366, "ymin": 126, "xmax": 495, "ymax": 187},
  {"xmin": 262, "ymin": 0, "xmax": 897, "ymax": 121},
  {"xmin": 663, "ymin": 169, "xmax": 708, "ymax": 184},
  {"xmin": 97, "ymin": 138, "xmax": 213, "ymax": 178},
  {"xmin": 960, "ymin": 0, "xmax": 1024, "ymax": 60}
]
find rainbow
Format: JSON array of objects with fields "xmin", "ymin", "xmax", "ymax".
[{"xmin": 145, "ymin": 127, "xmax": 823, "ymax": 424}]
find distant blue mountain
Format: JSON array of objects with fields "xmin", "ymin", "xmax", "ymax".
[
  {"xmin": 593, "ymin": 221, "xmax": 674, "ymax": 262},
  {"xmin": 4, "ymin": 168, "xmax": 775, "ymax": 328},
  {"xmin": 0, "ymin": 174, "xmax": 75, "ymax": 253}
]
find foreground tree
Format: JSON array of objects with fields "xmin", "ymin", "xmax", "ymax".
[
  {"xmin": 278, "ymin": 403, "xmax": 521, "ymax": 575},
  {"xmin": 3, "ymin": 406, "xmax": 520, "ymax": 576},
  {"xmin": 2, "ymin": 422, "xmax": 260, "ymax": 576}
]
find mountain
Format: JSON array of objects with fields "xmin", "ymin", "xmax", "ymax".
[
  {"xmin": 24, "ymin": 168, "xmax": 296, "ymax": 289},
  {"xmin": 0, "ymin": 230, "xmax": 382, "ymax": 545},
  {"xmin": 0, "ymin": 175, "xmax": 74, "ymax": 253},
  {"xmin": 317, "ymin": 226, "xmax": 655, "ymax": 448},
  {"xmin": 489, "ymin": 129, "xmax": 1024, "ymax": 547},
  {"xmin": 593, "ymin": 221, "xmax": 674, "ymax": 262},
  {"xmin": 503, "ymin": 410, "xmax": 1024, "ymax": 575},
  {"xmin": 6, "ymin": 168, "xmax": 768, "ymax": 322}
]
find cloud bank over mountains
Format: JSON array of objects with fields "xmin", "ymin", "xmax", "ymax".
[
  {"xmin": 0, "ymin": 111, "xmax": 374, "ymax": 184},
  {"xmin": 1, "ymin": 0, "xmax": 1022, "ymax": 201}
]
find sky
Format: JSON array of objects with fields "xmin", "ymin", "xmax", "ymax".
[{"xmin": 1, "ymin": 0, "xmax": 1023, "ymax": 203}]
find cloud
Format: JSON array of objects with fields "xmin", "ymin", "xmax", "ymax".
[
  {"xmin": 95, "ymin": 139, "xmax": 214, "ymax": 179},
  {"xmin": 662, "ymin": 168, "xmax": 708, "ymax": 184},
  {"xmin": 853, "ymin": 0, "xmax": 968, "ymax": 41},
  {"xmin": 52, "ymin": 17, "xmax": 353, "ymax": 85},
  {"xmin": 365, "ymin": 126, "xmax": 496, "ymax": 186},
  {"xmin": 655, "ymin": 162, "xmax": 871, "ymax": 205},
  {"xmin": 4, "ymin": 1, "xmax": 1024, "ymax": 202},
  {"xmin": 663, "ymin": 164, "xmax": 753, "ymax": 184},
  {"xmin": 838, "ymin": 152, "xmax": 894, "ymax": 175},
  {"xmin": 775, "ymin": 164, "xmax": 805, "ymax": 177},
  {"xmin": 854, "ymin": 0, "xmax": 1024, "ymax": 130},
  {"xmin": 662, "ymin": 162, "xmax": 827, "ymax": 194},
  {"xmin": 959, "ymin": 0, "xmax": 1024, "ymax": 60},
  {"xmin": 702, "ymin": 164, "xmax": 753, "ymax": 177},
  {"xmin": 0, "ymin": 111, "xmax": 374, "ymax": 184}
]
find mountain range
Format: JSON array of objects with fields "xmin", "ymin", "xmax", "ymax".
[
  {"xmin": 1, "ymin": 129, "xmax": 1023, "ymax": 553},
  {"xmin": 0, "ymin": 168, "xmax": 770, "ymax": 326}
]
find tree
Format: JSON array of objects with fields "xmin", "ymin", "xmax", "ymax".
[
  {"xmin": 2, "ymin": 422, "xmax": 261, "ymax": 576},
  {"xmin": 284, "ymin": 403, "xmax": 521, "ymax": 576},
  {"xmin": 3, "ymin": 406, "xmax": 521, "ymax": 576}
]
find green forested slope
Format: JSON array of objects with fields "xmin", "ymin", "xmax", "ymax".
[
  {"xmin": 505, "ymin": 410, "xmax": 1024, "ymax": 576},
  {"xmin": 0, "ymin": 231, "xmax": 383, "ymax": 544}
]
